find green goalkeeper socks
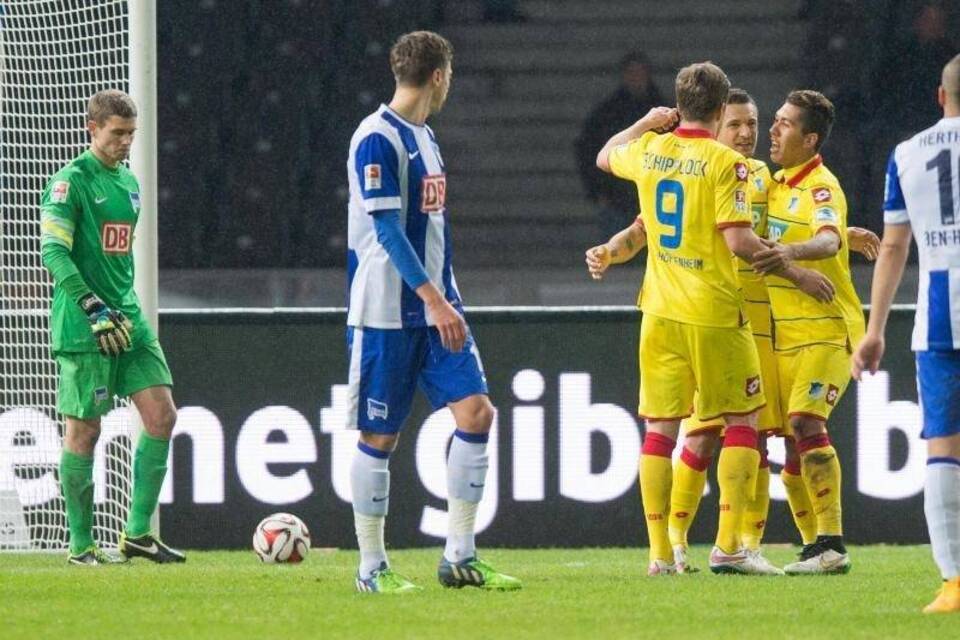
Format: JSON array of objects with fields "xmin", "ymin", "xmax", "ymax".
[
  {"xmin": 60, "ymin": 449, "xmax": 95, "ymax": 555},
  {"xmin": 125, "ymin": 433, "xmax": 170, "ymax": 538}
]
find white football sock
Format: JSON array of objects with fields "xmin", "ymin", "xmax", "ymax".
[
  {"xmin": 351, "ymin": 442, "xmax": 390, "ymax": 578},
  {"xmin": 924, "ymin": 459, "xmax": 960, "ymax": 580},
  {"xmin": 444, "ymin": 430, "xmax": 489, "ymax": 563}
]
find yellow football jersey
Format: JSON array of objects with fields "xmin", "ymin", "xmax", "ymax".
[
  {"xmin": 609, "ymin": 128, "xmax": 752, "ymax": 328},
  {"xmin": 764, "ymin": 155, "xmax": 865, "ymax": 351},
  {"xmin": 738, "ymin": 158, "xmax": 772, "ymax": 335}
]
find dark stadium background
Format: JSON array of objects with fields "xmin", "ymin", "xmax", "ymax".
[{"xmin": 145, "ymin": 0, "xmax": 956, "ymax": 548}]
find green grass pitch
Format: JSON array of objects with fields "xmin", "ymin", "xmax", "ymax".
[{"xmin": 2, "ymin": 545, "xmax": 956, "ymax": 639}]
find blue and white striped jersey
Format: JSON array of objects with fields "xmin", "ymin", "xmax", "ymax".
[
  {"xmin": 884, "ymin": 116, "xmax": 960, "ymax": 351},
  {"xmin": 346, "ymin": 104, "xmax": 461, "ymax": 329}
]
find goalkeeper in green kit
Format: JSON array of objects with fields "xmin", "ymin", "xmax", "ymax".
[{"xmin": 40, "ymin": 90, "xmax": 184, "ymax": 565}]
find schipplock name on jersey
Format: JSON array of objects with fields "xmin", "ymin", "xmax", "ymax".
[{"xmin": 101, "ymin": 222, "xmax": 133, "ymax": 255}]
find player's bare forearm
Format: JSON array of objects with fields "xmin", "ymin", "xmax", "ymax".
[
  {"xmin": 864, "ymin": 223, "xmax": 912, "ymax": 337},
  {"xmin": 720, "ymin": 225, "xmax": 767, "ymax": 263},
  {"xmin": 595, "ymin": 107, "xmax": 678, "ymax": 173},
  {"xmin": 585, "ymin": 221, "xmax": 646, "ymax": 280},
  {"xmin": 753, "ymin": 229, "xmax": 841, "ymax": 274},
  {"xmin": 608, "ymin": 221, "xmax": 647, "ymax": 264},
  {"xmin": 779, "ymin": 264, "xmax": 835, "ymax": 303}
]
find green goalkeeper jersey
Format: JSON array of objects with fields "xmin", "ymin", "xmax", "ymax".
[{"xmin": 40, "ymin": 150, "xmax": 155, "ymax": 353}]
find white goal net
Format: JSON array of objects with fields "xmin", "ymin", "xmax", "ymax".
[{"xmin": 0, "ymin": 0, "xmax": 139, "ymax": 551}]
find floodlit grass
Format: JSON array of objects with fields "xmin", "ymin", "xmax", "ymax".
[{"xmin": 1, "ymin": 546, "xmax": 956, "ymax": 639}]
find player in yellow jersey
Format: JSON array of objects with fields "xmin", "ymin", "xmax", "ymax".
[
  {"xmin": 588, "ymin": 88, "xmax": 877, "ymax": 574},
  {"xmin": 753, "ymin": 90, "xmax": 866, "ymax": 575},
  {"xmin": 593, "ymin": 63, "xmax": 835, "ymax": 576}
]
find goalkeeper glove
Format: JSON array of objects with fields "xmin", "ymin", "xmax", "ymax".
[{"xmin": 79, "ymin": 293, "xmax": 133, "ymax": 356}]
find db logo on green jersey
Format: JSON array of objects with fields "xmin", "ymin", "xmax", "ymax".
[{"xmin": 101, "ymin": 222, "xmax": 132, "ymax": 255}]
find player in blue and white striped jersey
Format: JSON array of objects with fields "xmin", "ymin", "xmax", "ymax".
[
  {"xmin": 853, "ymin": 53, "xmax": 960, "ymax": 614},
  {"xmin": 344, "ymin": 31, "xmax": 520, "ymax": 595}
]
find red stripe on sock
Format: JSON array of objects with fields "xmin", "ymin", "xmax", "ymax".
[
  {"xmin": 722, "ymin": 425, "xmax": 758, "ymax": 449},
  {"xmin": 784, "ymin": 459, "xmax": 801, "ymax": 476},
  {"xmin": 680, "ymin": 447, "xmax": 711, "ymax": 472},
  {"xmin": 642, "ymin": 432, "xmax": 676, "ymax": 458},
  {"xmin": 758, "ymin": 449, "xmax": 770, "ymax": 469},
  {"xmin": 797, "ymin": 433, "xmax": 831, "ymax": 455}
]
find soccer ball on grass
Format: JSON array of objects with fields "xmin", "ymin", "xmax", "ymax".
[{"xmin": 253, "ymin": 512, "xmax": 310, "ymax": 563}]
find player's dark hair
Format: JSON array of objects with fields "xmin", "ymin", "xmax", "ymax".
[
  {"xmin": 87, "ymin": 89, "xmax": 137, "ymax": 125},
  {"xmin": 675, "ymin": 62, "xmax": 730, "ymax": 122},
  {"xmin": 727, "ymin": 88, "xmax": 755, "ymax": 106},
  {"xmin": 786, "ymin": 90, "xmax": 835, "ymax": 151},
  {"xmin": 390, "ymin": 31, "xmax": 454, "ymax": 87}
]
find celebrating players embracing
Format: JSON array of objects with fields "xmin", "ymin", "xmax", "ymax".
[
  {"xmin": 595, "ymin": 63, "xmax": 833, "ymax": 576},
  {"xmin": 344, "ymin": 31, "xmax": 519, "ymax": 594},
  {"xmin": 40, "ymin": 90, "xmax": 183, "ymax": 565}
]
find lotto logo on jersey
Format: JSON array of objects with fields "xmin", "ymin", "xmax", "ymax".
[
  {"xmin": 51, "ymin": 181, "xmax": 70, "ymax": 203},
  {"xmin": 826, "ymin": 384, "xmax": 840, "ymax": 406},
  {"xmin": 101, "ymin": 222, "xmax": 133, "ymax": 255},
  {"xmin": 421, "ymin": 174, "xmax": 447, "ymax": 213},
  {"xmin": 745, "ymin": 375, "xmax": 761, "ymax": 397},
  {"xmin": 812, "ymin": 187, "xmax": 832, "ymax": 203},
  {"xmin": 734, "ymin": 162, "xmax": 748, "ymax": 181},
  {"xmin": 364, "ymin": 164, "xmax": 381, "ymax": 191}
]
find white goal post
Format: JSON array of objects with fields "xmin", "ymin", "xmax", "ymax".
[{"xmin": 0, "ymin": 0, "xmax": 158, "ymax": 551}]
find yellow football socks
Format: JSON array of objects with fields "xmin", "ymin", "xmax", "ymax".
[
  {"xmin": 798, "ymin": 433, "xmax": 843, "ymax": 536},
  {"xmin": 640, "ymin": 432, "xmax": 676, "ymax": 563},
  {"xmin": 715, "ymin": 426, "xmax": 759, "ymax": 554},
  {"xmin": 668, "ymin": 447, "xmax": 711, "ymax": 549},
  {"xmin": 741, "ymin": 456, "xmax": 770, "ymax": 550}
]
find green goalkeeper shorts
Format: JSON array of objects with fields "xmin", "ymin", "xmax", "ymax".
[{"xmin": 56, "ymin": 340, "xmax": 174, "ymax": 419}]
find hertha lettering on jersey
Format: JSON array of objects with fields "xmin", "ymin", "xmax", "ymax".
[
  {"xmin": 884, "ymin": 116, "xmax": 960, "ymax": 350},
  {"xmin": 346, "ymin": 104, "xmax": 461, "ymax": 329}
]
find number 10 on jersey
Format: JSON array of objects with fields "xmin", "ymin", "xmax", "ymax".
[{"xmin": 656, "ymin": 179, "xmax": 684, "ymax": 249}]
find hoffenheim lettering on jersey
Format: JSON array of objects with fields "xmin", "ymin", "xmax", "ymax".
[
  {"xmin": 885, "ymin": 116, "xmax": 960, "ymax": 350},
  {"xmin": 346, "ymin": 104, "xmax": 461, "ymax": 329}
]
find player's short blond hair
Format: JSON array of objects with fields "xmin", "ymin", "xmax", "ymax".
[
  {"xmin": 943, "ymin": 53, "xmax": 960, "ymax": 104},
  {"xmin": 390, "ymin": 31, "xmax": 453, "ymax": 87},
  {"xmin": 675, "ymin": 62, "xmax": 730, "ymax": 122},
  {"xmin": 87, "ymin": 89, "xmax": 137, "ymax": 125},
  {"xmin": 786, "ymin": 90, "xmax": 835, "ymax": 152}
]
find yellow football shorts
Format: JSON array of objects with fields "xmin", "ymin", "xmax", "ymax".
[
  {"xmin": 682, "ymin": 333, "xmax": 782, "ymax": 435},
  {"xmin": 776, "ymin": 343, "xmax": 851, "ymax": 431},
  {"xmin": 639, "ymin": 313, "xmax": 765, "ymax": 422}
]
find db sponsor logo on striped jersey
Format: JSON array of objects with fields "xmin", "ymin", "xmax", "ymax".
[
  {"xmin": 421, "ymin": 174, "xmax": 446, "ymax": 213},
  {"xmin": 101, "ymin": 222, "xmax": 132, "ymax": 255}
]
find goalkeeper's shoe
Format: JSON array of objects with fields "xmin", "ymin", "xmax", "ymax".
[
  {"xmin": 438, "ymin": 556, "xmax": 522, "ymax": 591},
  {"xmin": 784, "ymin": 537, "xmax": 850, "ymax": 575},
  {"xmin": 923, "ymin": 578, "xmax": 960, "ymax": 614},
  {"xmin": 355, "ymin": 562, "xmax": 421, "ymax": 594},
  {"xmin": 647, "ymin": 559, "xmax": 677, "ymax": 576},
  {"xmin": 672, "ymin": 545, "xmax": 699, "ymax": 574},
  {"xmin": 709, "ymin": 546, "xmax": 783, "ymax": 576},
  {"xmin": 119, "ymin": 531, "xmax": 186, "ymax": 564},
  {"xmin": 68, "ymin": 546, "xmax": 126, "ymax": 566},
  {"xmin": 79, "ymin": 293, "xmax": 133, "ymax": 356}
]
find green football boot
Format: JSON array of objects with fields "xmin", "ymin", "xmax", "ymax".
[
  {"xmin": 68, "ymin": 546, "xmax": 126, "ymax": 566},
  {"xmin": 438, "ymin": 556, "xmax": 522, "ymax": 591},
  {"xmin": 355, "ymin": 562, "xmax": 421, "ymax": 594}
]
